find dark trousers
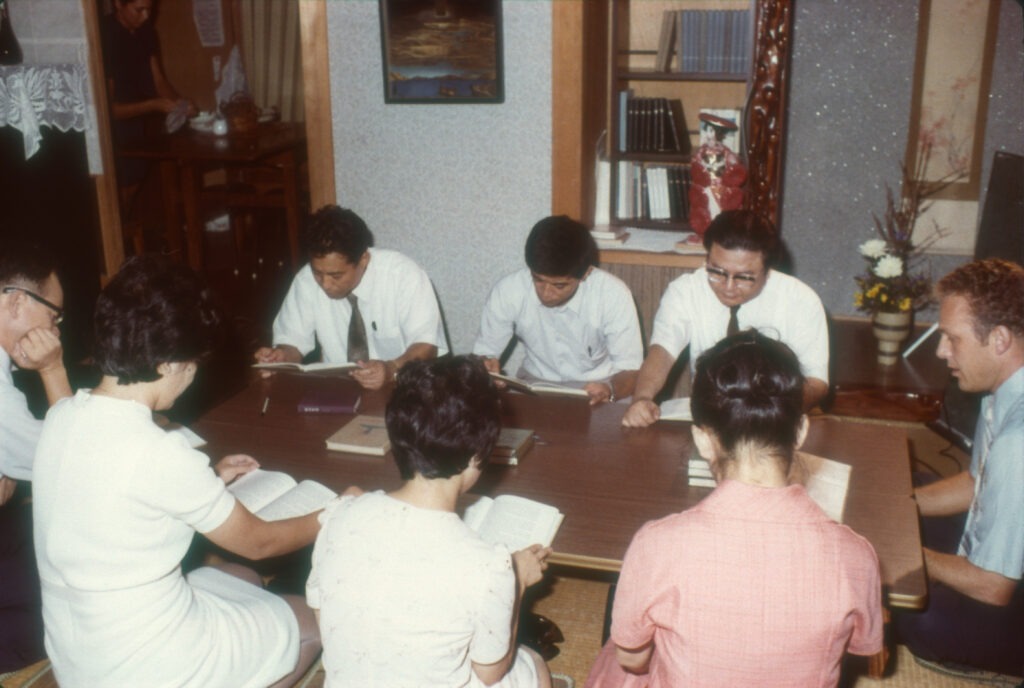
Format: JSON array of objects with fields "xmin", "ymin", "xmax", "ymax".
[
  {"xmin": 0, "ymin": 496, "xmax": 45, "ymax": 672},
  {"xmin": 894, "ymin": 473, "xmax": 1024, "ymax": 677}
]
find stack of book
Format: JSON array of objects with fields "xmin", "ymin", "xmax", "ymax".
[
  {"xmin": 617, "ymin": 93, "xmax": 687, "ymax": 154},
  {"xmin": 591, "ymin": 226, "xmax": 630, "ymax": 248},
  {"xmin": 676, "ymin": 9, "xmax": 752, "ymax": 75},
  {"xmin": 615, "ymin": 162, "xmax": 690, "ymax": 223}
]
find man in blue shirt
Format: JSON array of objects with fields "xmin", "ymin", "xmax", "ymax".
[{"xmin": 898, "ymin": 258, "xmax": 1024, "ymax": 679}]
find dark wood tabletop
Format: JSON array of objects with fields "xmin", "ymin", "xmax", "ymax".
[
  {"xmin": 117, "ymin": 122, "xmax": 306, "ymax": 164},
  {"xmin": 193, "ymin": 371, "xmax": 927, "ymax": 608}
]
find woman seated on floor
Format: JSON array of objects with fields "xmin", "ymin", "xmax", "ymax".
[
  {"xmin": 306, "ymin": 356, "xmax": 553, "ymax": 687},
  {"xmin": 586, "ymin": 331, "xmax": 884, "ymax": 688},
  {"xmin": 32, "ymin": 256, "xmax": 322, "ymax": 688}
]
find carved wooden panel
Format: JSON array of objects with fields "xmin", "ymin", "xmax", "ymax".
[{"xmin": 746, "ymin": 0, "xmax": 793, "ymax": 229}]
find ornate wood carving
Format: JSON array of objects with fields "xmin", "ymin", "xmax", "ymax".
[{"xmin": 746, "ymin": 0, "xmax": 793, "ymax": 228}]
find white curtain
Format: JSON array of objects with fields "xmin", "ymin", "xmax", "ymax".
[{"xmin": 237, "ymin": 0, "xmax": 304, "ymax": 122}]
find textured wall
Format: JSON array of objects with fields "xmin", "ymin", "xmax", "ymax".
[
  {"xmin": 783, "ymin": 0, "xmax": 1024, "ymax": 320},
  {"xmin": 326, "ymin": 1, "xmax": 552, "ymax": 354}
]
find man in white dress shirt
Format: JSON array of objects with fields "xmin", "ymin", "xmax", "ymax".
[
  {"xmin": 0, "ymin": 237, "xmax": 72, "ymax": 671},
  {"xmin": 255, "ymin": 206, "xmax": 447, "ymax": 390},
  {"xmin": 473, "ymin": 215, "xmax": 642, "ymax": 405},
  {"xmin": 622, "ymin": 209, "xmax": 829, "ymax": 427}
]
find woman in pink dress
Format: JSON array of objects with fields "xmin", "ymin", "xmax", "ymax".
[{"xmin": 587, "ymin": 331, "xmax": 884, "ymax": 688}]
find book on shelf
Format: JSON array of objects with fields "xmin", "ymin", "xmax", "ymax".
[
  {"xmin": 618, "ymin": 96, "xmax": 686, "ymax": 154},
  {"xmin": 325, "ymin": 415, "xmax": 391, "ymax": 456},
  {"xmin": 677, "ymin": 8, "xmax": 751, "ymax": 75},
  {"xmin": 490, "ymin": 427, "xmax": 536, "ymax": 466},
  {"xmin": 489, "ymin": 372, "xmax": 590, "ymax": 398},
  {"xmin": 594, "ymin": 159, "xmax": 611, "ymax": 226},
  {"xmin": 596, "ymin": 232, "xmax": 631, "ymax": 249},
  {"xmin": 654, "ymin": 9, "xmax": 677, "ymax": 72},
  {"xmin": 297, "ymin": 387, "xmax": 361, "ymax": 414},
  {"xmin": 228, "ymin": 469, "xmax": 337, "ymax": 521},
  {"xmin": 463, "ymin": 494, "xmax": 564, "ymax": 551},
  {"xmin": 687, "ymin": 452, "xmax": 852, "ymax": 523},
  {"xmin": 674, "ymin": 232, "xmax": 705, "ymax": 254},
  {"xmin": 253, "ymin": 361, "xmax": 358, "ymax": 374},
  {"xmin": 590, "ymin": 225, "xmax": 628, "ymax": 241}
]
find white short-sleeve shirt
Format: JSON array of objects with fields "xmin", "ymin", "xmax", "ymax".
[
  {"xmin": 33, "ymin": 391, "xmax": 298, "ymax": 688},
  {"xmin": 472, "ymin": 267, "xmax": 643, "ymax": 383},
  {"xmin": 0, "ymin": 348, "xmax": 42, "ymax": 481},
  {"xmin": 272, "ymin": 248, "xmax": 448, "ymax": 363},
  {"xmin": 650, "ymin": 267, "xmax": 830, "ymax": 383},
  {"xmin": 308, "ymin": 491, "xmax": 540, "ymax": 688}
]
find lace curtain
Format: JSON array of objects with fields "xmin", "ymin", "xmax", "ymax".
[{"xmin": 237, "ymin": 0, "xmax": 304, "ymax": 123}]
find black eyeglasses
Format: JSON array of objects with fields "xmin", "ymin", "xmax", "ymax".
[
  {"xmin": 704, "ymin": 263, "xmax": 761, "ymax": 290},
  {"xmin": 2, "ymin": 286, "xmax": 64, "ymax": 325}
]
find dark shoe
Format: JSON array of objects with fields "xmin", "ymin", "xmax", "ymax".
[{"xmin": 518, "ymin": 612, "xmax": 565, "ymax": 661}]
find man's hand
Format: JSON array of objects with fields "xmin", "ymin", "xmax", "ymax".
[
  {"xmin": 584, "ymin": 382, "xmax": 613, "ymax": 406},
  {"xmin": 254, "ymin": 346, "xmax": 287, "ymax": 363},
  {"xmin": 0, "ymin": 476, "xmax": 16, "ymax": 507},
  {"xmin": 512, "ymin": 544, "xmax": 552, "ymax": 588},
  {"xmin": 481, "ymin": 358, "xmax": 507, "ymax": 389},
  {"xmin": 15, "ymin": 327, "xmax": 63, "ymax": 372},
  {"xmin": 351, "ymin": 360, "xmax": 393, "ymax": 391},
  {"xmin": 215, "ymin": 454, "xmax": 260, "ymax": 484},
  {"xmin": 622, "ymin": 398, "xmax": 660, "ymax": 428}
]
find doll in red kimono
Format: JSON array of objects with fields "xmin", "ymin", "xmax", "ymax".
[{"xmin": 688, "ymin": 113, "xmax": 747, "ymax": 236}]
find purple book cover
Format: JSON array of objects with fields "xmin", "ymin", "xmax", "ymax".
[{"xmin": 297, "ymin": 388, "xmax": 361, "ymax": 414}]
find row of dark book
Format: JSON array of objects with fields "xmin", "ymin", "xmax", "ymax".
[
  {"xmin": 615, "ymin": 161, "xmax": 691, "ymax": 223},
  {"xmin": 656, "ymin": 9, "xmax": 752, "ymax": 75},
  {"xmin": 617, "ymin": 93, "xmax": 688, "ymax": 154}
]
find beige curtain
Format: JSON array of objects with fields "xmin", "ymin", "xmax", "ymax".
[{"xmin": 237, "ymin": 0, "xmax": 304, "ymax": 122}]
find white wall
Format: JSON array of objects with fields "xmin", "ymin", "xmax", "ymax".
[{"xmin": 326, "ymin": 1, "xmax": 552, "ymax": 354}]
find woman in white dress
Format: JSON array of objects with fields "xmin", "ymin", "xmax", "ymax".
[
  {"xmin": 32, "ymin": 256, "xmax": 322, "ymax": 688},
  {"xmin": 307, "ymin": 356, "xmax": 553, "ymax": 687}
]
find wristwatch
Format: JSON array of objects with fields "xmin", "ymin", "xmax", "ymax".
[{"xmin": 608, "ymin": 384, "xmax": 616, "ymax": 403}]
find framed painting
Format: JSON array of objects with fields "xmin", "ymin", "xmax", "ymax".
[{"xmin": 379, "ymin": 0, "xmax": 504, "ymax": 104}]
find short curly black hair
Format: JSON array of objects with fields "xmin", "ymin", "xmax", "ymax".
[
  {"xmin": 524, "ymin": 215, "xmax": 598, "ymax": 279},
  {"xmin": 302, "ymin": 205, "xmax": 375, "ymax": 264},
  {"xmin": 386, "ymin": 356, "xmax": 501, "ymax": 481},
  {"xmin": 937, "ymin": 258, "xmax": 1024, "ymax": 342},
  {"xmin": 702, "ymin": 209, "xmax": 780, "ymax": 268},
  {"xmin": 93, "ymin": 256, "xmax": 223, "ymax": 384},
  {"xmin": 0, "ymin": 235, "xmax": 60, "ymax": 288},
  {"xmin": 691, "ymin": 331, "xmax": 805, "ymax": 467}
]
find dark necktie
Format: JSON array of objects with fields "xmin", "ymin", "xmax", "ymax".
[
  {"xmin": 726, "ymin": 305, "xmax": 740, "ymax": 337},
  {"xmin": 347, "ymin": 294, "xmax": 369, "ymax": 362}
]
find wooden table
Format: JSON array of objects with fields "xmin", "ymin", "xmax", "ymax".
[
  {"xmin": 118, "ymin": 122, "xmax": 306, "ymax": 270},
  {"xmin": 829, "ymin": 317, "xmax": 950, "ymax": 422},
  {"xmin": 193, "ymin": 372, "xmax": 926, "ymax": 609}
]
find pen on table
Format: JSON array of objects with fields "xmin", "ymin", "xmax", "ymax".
[{"xmin": 261, "ymin": 396, "xmax": 270, "ymax": 416}]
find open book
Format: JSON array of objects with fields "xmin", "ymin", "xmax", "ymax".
[
  {"xmin": 687, "ymin": 451, "xmax": 851, "ymax": 523},
  {"xmin": 253, "ymin": 361, "xmax": 358, "ymax": 373},
  {"xmin": 489, "ymin": 372, "xmax": 589, "ymax": 399},
  {"xmin": 463, "ymin": 494, "xmax": 563, "ymax": 552},
  {"xmin": 228, "ymin": 469, "xmax": 337, "ymax": 521},
  {"xmin": 658, "ymin": 397, "xmax": 692, "ymax": 422}
]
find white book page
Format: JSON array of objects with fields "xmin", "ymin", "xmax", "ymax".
[
  {"xmin": 793, "ymin": 452, "xmax": 851, "ymax": 523},
  {"xmin": 659, "ymin": 397, "xmax": 692, "ymax": 421},
  {"xmin": 228, "ymin": 469, "xmax": 297, "ymax": 513},
  {"xmin": 462, "ymin": 496, "xmax": 494, "ymax": 533},
  {"xmin": 257, "ymin": 480, "xmax": 337, "ymax": 521},
  {"xmin": 467, "ymin": 495, "xmax": 563, "ymax": 551},
  {"xmin": 531, "ymin": 382, "xmax": 589, "ymax": 398}
]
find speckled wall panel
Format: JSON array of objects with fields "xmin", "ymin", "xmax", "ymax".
[
  {"xmin": 326, "ymin": 1, "xmax": 552, "ymax": 354},
  {"xmin": 783, "ymin": 0, "xmax": 1023, "ymax": 320}
]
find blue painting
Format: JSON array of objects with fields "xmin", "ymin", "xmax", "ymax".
[{"xmin": 379, "ymin": 0, "xmax": 503, "ymax": 104}]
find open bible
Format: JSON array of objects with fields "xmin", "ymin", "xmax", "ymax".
[
  {"xmin": 252, "ymin": 361, "xmax": 358, "ymax": 373},
  {"xmin": 228, "ymin": 469, "xmax": 337, "ymax": 521},
  {"xmin": 489, "ymin": 372, "xmax": 589, "ymax": 398},
  {"xmin": 462, "ymin": 495, "xmax": 564, "ymax": 552}
]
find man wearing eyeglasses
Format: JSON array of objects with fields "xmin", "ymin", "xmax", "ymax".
[
  {"xmin": 623, "ymin": 210, "xmax": 829, "ymax": 428},
  {"xmin": 0, "ymin": 237, "xmax": 72, "ymax": 672}
]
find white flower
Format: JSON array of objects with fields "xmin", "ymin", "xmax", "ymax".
[
  {"xmin": 859, "ymin": 239, "xmax": 888, "ymax": 259},
  {"xmin": 873, "ymin": 254, "xmax": 904, "ymax": 279}
]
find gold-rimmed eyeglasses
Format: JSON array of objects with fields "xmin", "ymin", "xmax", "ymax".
[
  {"xmin": 704, "ymin": 264, "xmax": 761, "ymax": 290},
  {"xmin": 2, "ymin": 286, "xmax": 64, "ymax": 325}
]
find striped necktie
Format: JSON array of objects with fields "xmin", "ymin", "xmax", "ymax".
[{"xmin": 347, "ymin": 294, "xmax": 369, "ymax": 362}]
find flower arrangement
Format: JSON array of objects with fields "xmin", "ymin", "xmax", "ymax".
[{"xmin": 853, "ymin": 148, "xmax": 955, "ymax": 314}]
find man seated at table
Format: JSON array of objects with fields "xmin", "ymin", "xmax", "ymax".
[
  {"xmin": 255, "ymin": 205, "xmax": 447, "ymax": 390},
  {"xmin": 896, "ymin": 258, "xmax": 1024, "ymax": 680},
  {"xmin": 472, "ymin": 216, "xmax": 642, "ymax": 405},
  {"xmin": 0, "ymin": 237, "xmax": 72, "ymax": 672},
  {"xmin": 622, "ymin": 209, "xmax": 828, "ymax": 427}
]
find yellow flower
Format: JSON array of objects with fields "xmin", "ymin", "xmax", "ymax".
[
  {"xmin": 880, "ymin": 294, "xmax": 888, "ymax": 303},
  {"xmin": 867, "ymin": 284, "xmax": 881, "ymax": 298},
  {"xmin": 854, "ymin": 293, "xmax": 863, "ymax": 307},
  {"xmin": 899, "ymin": 297, "xmax": 912, "ymax": 311}
]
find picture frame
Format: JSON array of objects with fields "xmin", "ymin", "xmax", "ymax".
[{"xmin": 378, "ymin": 0, "xmax": 504, "ymax": 104}]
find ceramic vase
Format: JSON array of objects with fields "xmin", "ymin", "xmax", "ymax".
[{"xmin": 872, "ymin": 310, "xmax": 913, "ymax": 366}]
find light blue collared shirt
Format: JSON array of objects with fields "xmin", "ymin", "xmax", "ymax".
[{"xmin": 958, "ymin": 366, "xmax": 1024, "ymax": 580}]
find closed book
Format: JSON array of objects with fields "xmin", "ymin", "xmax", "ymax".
[
  {"xmin": 490, "ymin": 428, "xmax": 536, "ymax": 466},
  {"xmin": 297, "ymin": 387, "xmax": 361, "ymax": 414},
  {"xmin": 325, "ymin": 415, "xmax": 391, "ymax": 456}
]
